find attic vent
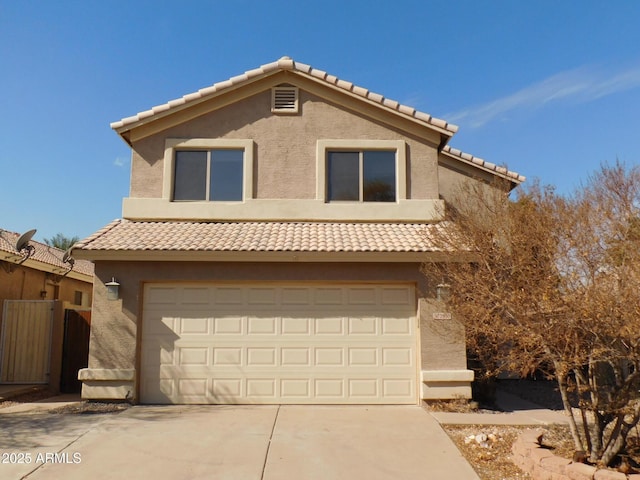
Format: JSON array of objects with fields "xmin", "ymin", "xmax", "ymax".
[{"xmin": 272, "ymin": 86, "xmax": 299, "ymax": 113}]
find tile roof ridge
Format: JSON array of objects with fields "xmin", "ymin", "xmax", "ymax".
[
  {"xmin": 111, "ymin": 57, "xmax": 458, "ymax": 136},
  {"xmin": 114, "ymin": 220, "xmax": 435, "ymax": 226},
  {"xmin": 441, "ymin": 145, "xmax": 526, "ymax": 184}
]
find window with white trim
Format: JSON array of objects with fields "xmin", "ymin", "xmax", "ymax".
[
  {"xmin": 163, "ymin": 138, "xmax": 254, "ymax": 202},
  {"xmin": 327, "ymin": 150, "xmax": 396, "ymax": 202},
  {"xmin": 174, "ymin": 149, "xmax": 243, "ymax": 201},
  {"xmin": 316, "ymin": 139, "xmax": 406, "ymax": 203}
]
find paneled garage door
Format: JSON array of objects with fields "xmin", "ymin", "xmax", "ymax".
[{"xmin": 140, "ymin": 283, "xmax": 417, "ymax": 404}]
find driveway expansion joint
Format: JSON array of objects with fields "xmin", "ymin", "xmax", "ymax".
[{"xmin": 261, "ymin": 405, "xmax": 281, "ymax": 480}]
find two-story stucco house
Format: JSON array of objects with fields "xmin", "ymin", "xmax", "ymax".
[{"xmin": 73, "ymin": 57, "xmax": 524, "ymax": 405}]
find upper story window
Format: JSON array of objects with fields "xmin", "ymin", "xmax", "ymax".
[
  {"xmin": 174, "ymin": 149, "xmax": 243, "ymax": 201},
  {"xmin": 327, "ymin": 150, "xmax": 396, "ymax": 202},
  {"xmin": 316, "ymin": 139, "xmax": 406, "ymax": 203},
  {"xmin": 163, "ymin": 138, "xmax": 254, "ymax": 202}
]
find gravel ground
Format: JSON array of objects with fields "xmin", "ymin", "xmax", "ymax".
[
  {"xmin": 0, "ymin": 388, "xmax": 129, "ymax": 414},
  {"xmin": 428, "ymin": 379, "xmax": 570, "ymax": 479},
  {"xmin": 437, "ymin": 379, "xmax": 640, "ymax": 479},
  {"xmin": 0, "ymin": 387, "xmax": 55, "ymax": 409},
  {"xmin": 444, "ymin": 424, "xmax": 572, "ymax": 480}
]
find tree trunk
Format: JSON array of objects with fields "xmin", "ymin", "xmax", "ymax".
[
  {"xmin": 600, "ymin": 405, "xmax": 640, "ymax": 467},
  {"xmin": 557, "ymin": 371, "xmax": 584, "ymax": 451}
]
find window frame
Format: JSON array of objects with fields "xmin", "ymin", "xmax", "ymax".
[
  {"xmin": 316, "ymin": 139, "xmax": 406, "ymax": 203},
  {"xmin": 163, "ymin": 138, "xmax": 254, "ymax": 202}
]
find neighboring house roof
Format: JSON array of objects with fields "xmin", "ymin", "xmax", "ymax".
[
  {"xmin": 0, "ymin": 229, "xmax": 94, "ymax": 281},
  {"xmin": 111, "ymin": 56, "xmax": 459, "ymax": 141},
  {"xmin": 73, "ymin": 219, "xmax": 458, "ymax": 261},
  {"xmin": 441, "ymin": 145, "xmax": 526, "ymax": 184}
]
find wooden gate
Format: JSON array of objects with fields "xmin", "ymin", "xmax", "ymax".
[{"xmin": 0, "ymin": 300, "xmax": 54, "ymax": 384}]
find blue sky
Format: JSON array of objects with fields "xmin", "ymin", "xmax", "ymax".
[{"xmin": 1, "ymin": 1, "xmax": 639, "ymax": 243}]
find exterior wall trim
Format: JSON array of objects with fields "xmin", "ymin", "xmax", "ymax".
[
  {"xmin": 122, "ymin": 198, "xmax": 444, "ymax": 222},
  {"xmin": 420, "ymin": 369, "xmax": 475, "ymax": 400},
  {"xmin": 78, "ymin": 368, "xmax": 135, "ymax": 381}
]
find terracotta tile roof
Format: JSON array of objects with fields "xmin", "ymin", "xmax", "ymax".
[
  {"xmin": 110, "ymin": 56, "xmax": 459, "ymax": 136},
  {"xmin": 75, "ymin": 219, "xmax": 454, "ymax": 254},
  {"xmin": 441, "ymin": 145, "xmax": 526, "ymax": 184},
  {"xmin": 0, "ymin": 229, "xmax": 94, "ymax": 277}
]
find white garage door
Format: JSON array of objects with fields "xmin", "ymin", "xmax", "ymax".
[{"xmin": 140, "ymin": 283, "xmax": 417, "ymax": 404}]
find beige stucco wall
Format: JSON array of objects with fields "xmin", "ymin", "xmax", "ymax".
[
  {"xmin": 438, "ymin": 153, "xmax": 507, "ymax": 205},
  {"xmin": 0, "ymin": 265, "xmax": 92, "ymax": 310},
  {"xmin": 128, "ymin": 89, "xmax": 440, "ymax": 202},
  {"xmin": 83, "ymin": 260, "xmax": 469, "ymax": 401}
]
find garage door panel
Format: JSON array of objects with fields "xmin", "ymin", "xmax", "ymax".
[
  {"xmin": 247, "ymin": 317, "xmax": 277, "ymax": 334},
  {"xmin": 212, "ymin": 378, "xmax": 242, "ymax": 398},
  {"xmin": 180, "ymin": 317, "xmax": 211, "ymax": 334},
  {"xmin": 315, "ymin": 378, "xmax": 344, "ymax": 397},
  {"xmin": 214, "ymin": 317, "xmax": 243, "ymax": 334},
  {"xmin": 282, "ymin": 288, "xmax": 311, "ymax": 305},
  {"xmin": 280, "ymin": 378, "xmax": 311, "ymax": 398},
  {"xmin": 247, "ymin": 347, "xmax": 277, "ymax": 366},
  {"xmin": 146, "ymin": 287, "xmax": 178, "ymax": 305},
  {"xmin": 381, "ymin": 286, "xmax": 412, "ymax": 305},
  {"xmin": 315, "ymin": 347, "xmax": 344, "ymax": 366},
  {"xmin": 281, "ymin": 348, "xmax": 311, "ymax": 366},
  {"xmin": 382, "ymin": 347, "xmax": 414, "ymax": 366},
  {"xmin": 315, "ymin": 317, "xmax": 345, "ymax": 335},
  {"xmin": 349, "ymin": 348, "xmax": 378, "ymax": 366},
  {"xmin": 143, "ymin": 314, "xmax": 177, "ymax": 335},
  {"xmin": 178, "ymin": 378, "xmax": 208, "ymax": 396},
  {"xmin": 347, "ymin": 287, "xmax": 377, "ymax": 305},
  {"xmin": 214, "ymin": 287, "xmax": 244, "ymax": 304},
  {"xmin": 179, "ymin": 347, "xmax": 209, "ymax": 366},
  {"xmin": 213, "ymin": 347, "xmax": 242, "ymax": 366},
  {"xmin": 349, "ymin": 379, "xmax": 378, "ymax": 397},
  {"xmin": 141, "ymin": 283, "xmax": 417, "ymax": 404},
  {"xmin": 281, "ymin": 317, "xmax": 311, "ymax": 335},
  {"xmin": 182, "ymin": 287, "xmax": 211, "ymax": 304},
  {"xmin": 248, "ymin": 287, "xmax": 278, "ymax": 305},
  {"xmin": 313, "ymin": 288, "xmax": 342, "ymax": 305},
  {"xmin": 382, "ymin": 317, "xmax": 412, "ymax": 335},
  {"xmin": 348, "ymin": 317, "xmax": 377, "ymax": 334},
  {"xmin": 247, "ymin": 378, "xmax": 276, "ymax": 397}
]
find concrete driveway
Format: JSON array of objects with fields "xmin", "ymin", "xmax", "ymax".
[{"xmin": 0, "ymin": 405, "xmax": 479, "ymax": 480}]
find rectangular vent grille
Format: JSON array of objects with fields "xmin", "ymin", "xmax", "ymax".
[{"xmin": 272, "ymin": 87, "xmax": 298, "ymax": 113}]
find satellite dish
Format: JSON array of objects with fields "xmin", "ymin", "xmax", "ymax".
[
  {"xmin": 57, "ymin": 247, "xmax": 75, "ymax": 278},
  {"xmin": 62, "ymin": 248, "xmax": 75, "ymax": 267},
  {"xmin": 15, "ymin": 229, "xmax": 36, "ymax": 264},
  {"xmin": 15, "ymin": 229, "xmax": 36, "ymax": 252}
]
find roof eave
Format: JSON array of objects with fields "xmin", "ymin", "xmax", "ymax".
[
  {"xmin": 110, "ymin": 58, "xmax": 459, "ymax": 144},
  {"xmin": 72, "ymin": 249, "xmax": 453, "ymax": 263},
  {"xmin": 440, "ymin": 146, "xmax": 525, "ymax": 189}
]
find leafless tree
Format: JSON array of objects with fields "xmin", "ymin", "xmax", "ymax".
[{"xmin": 427, "ymin": 163, "xmax": 640, "ymax": 466}]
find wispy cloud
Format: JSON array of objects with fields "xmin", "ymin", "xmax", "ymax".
[
  {"xmin": 447, "ymin": 63, "xmax": 640, "ymax": 128},
  {"xmin": 113, "ymin": 156, "xmax": 128, "ymax": 167}
]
